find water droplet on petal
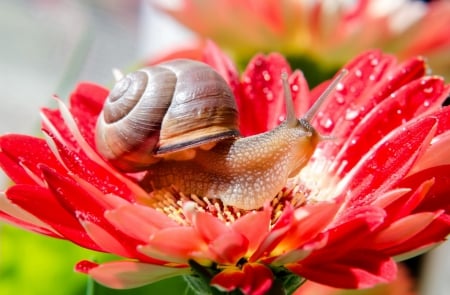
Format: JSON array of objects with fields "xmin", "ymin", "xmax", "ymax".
[
  {"xmin": 292, "ymin": 84, "xmax": 299, "ymax": 92},
  {"xmin": 345, "ymin": 108, "xmax": 359, "ymax": 121},
  {"xmin": 278, "ymin": 114, "xmax": 286, "ymax": 123},
  {"xmin": 423, "ymin": 100, "xmax": 430, "ymax": 107},
  {"xmin": 370, "ymin": 58, "xmax": 379, "ymax": 66},
  {"xmin": 396, "ymin": 109, "xmax": 403, "ymax": 115},
  {"xmin": 423, "ymin": 87, "xmax": 434, "ymax": 94},
  {"xmin": 263, "ymin": 71, "xmax": 271, "ymax": 81},
  {"xmin": 355, "ymin": 69, "xmax": 363, "ymax": 78},
  {"xmin": 336, "ymin": 82, "xmax": 345, "ymax": 91},
  {"xmin": 320, "ymin": 117, "xmax": 334, "ymax": 130},
  {"xmin": 369, "ymin": 74, "xmax": 376, "ymax": 81},
  {"xmin": 263, "ymin": 88, "xmax": 274, "ymax": 101},
  {"xmin": 335, "ymin": 95, "xmax": 345, "ymax": 105}
]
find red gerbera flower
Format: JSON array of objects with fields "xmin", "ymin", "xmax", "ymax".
[{"xmin": 1, "ymin": 44, "xmax": 449, "ymax": 294}]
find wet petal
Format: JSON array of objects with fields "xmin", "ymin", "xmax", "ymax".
[{"xmin": 76, "ymin": 260, "xmax": 189, "ymax": 289}]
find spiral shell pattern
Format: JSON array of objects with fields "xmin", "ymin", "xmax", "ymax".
[{"xmin": 95, "ymin": 59, "xmax": 239, "ymax": 171}]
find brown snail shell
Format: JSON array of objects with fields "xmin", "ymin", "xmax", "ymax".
[{"xmin": 95, "ymin": 59, "xmax": 239, "ymax": 171}]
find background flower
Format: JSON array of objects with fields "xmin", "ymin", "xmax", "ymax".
[{"xmin": 152, "ymin": 0, "xmax": 450, "ymax": 85}]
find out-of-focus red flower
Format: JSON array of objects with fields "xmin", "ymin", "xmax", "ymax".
[
  {"xmin": 1, "ymin": 43, "xmax": 450, "ymax": 294},
  {"xmin": 152, "ymin": 0, "xmax": 450, "ymax": 80}
]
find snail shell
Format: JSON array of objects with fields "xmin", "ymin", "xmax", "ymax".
[{"xmin": 95, "ymin": 59, "xmax": 239, "ymax": 171}]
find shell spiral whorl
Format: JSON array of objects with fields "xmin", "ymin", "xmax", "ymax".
[{"xmin": 95, "ymin": 59, "xmax": 239, "ymax": 172}]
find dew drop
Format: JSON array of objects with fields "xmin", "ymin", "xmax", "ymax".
[
  {"xmin": 345, "ymin": 108, "xmax": 359, "ymax": 121},
  {"xmin": 263, "ymin": 88, "xmax": 274, "ymax": 101},
  {"xmin": 423, "ymin": 100, "xmax": 430, "ymax": 107},
  {"xmin": 370, "ymin": 58, "xmax": 379, "ymax": 66},
  {"xmin": 369, "ymin": 74, "xmax": 376, "ymax": 81},
  {"xmin": 335, "ymin": 95, "xmax": 345, "ymax": 105},
  {"xmin": 278, "ymin": 115, "xmax": 286, "ymax": 123},
  {"xmin": 292, "ymin": 84, "xmax": 299, "ymax": 92},
  {"xmin": 354, "ymin": 69, "xmax": 363, "ymax": 78},
  {"xmin": 423, "ymin": 87, "xmax": 434, "ymax": 94},
  {"xmin": 263, "ymin": 71, "xmax": 271, "ymax": 81},
  {"xmin": 396, "ymin": 109, "xmax": 403, "ymax": 115},
  {"xmin": 336, "ymin": 82, "xmax": 345, "ymax": 91},
  {"xmin": 320, "ymin": 117, "xmax": 334, "ymax": 130}
]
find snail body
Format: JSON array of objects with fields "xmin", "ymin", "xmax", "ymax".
[{"xmin": 96, "ymin": 59, "xmax": 340, "ymax": 210}]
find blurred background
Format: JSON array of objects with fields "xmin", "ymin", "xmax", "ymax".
[{"xmin": 0, "ymin": 0, "xmax": 449, "ymax": 294}]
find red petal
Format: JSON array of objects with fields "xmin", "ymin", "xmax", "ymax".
[
  {"xmin": 211, "ymin": 268, "xmax": 245, "ymax": 292},
  {"xmin": 5, "ymin": 184, "xmax": 100, "ymax": 250},
  {"xmin": 332, "ymin": 77, "xmax": 447, "ymax": 176},
  {"xmin": 41, "ymin": 166, "xmax": 145, "ymax": 258},
  {"xmin": 343, "ymin": 117, "xmax": 437, "ymax": 208},
  {"xmin": 47, "ymin": 133, "xmax": 135, "ymax": 201},
  {"xmin": 239, "ymin": 53, "xmax": 292, "ymax": 135},
  {"xmin": 381, "ymin": 214, "xmax": 450, "ymax": 256},
  {"xmin": 0, "ymin": 134, "xmax": 64, "ymax": 185},
  {"xmin": 312, "ymin": 51, "xmax": 395, "ymax": 137},
  {"xmin": 288, "ymin": 251, "xmax": 396, "ymax": 289},
  {"xmin": 400, "ymin": 165, "xmax": 450, "ymax": 213},
  {"xmin": 68, "ymin": 83, "xmax": 109, "ymax": 149},
  {"xmin": 240, "ymin": 263, "xmax": 274, "ymax": 295}
]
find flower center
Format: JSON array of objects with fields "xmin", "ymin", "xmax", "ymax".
[{"xmin": 147, "ymin": 185, "xmax": 308, "ymax": 225}]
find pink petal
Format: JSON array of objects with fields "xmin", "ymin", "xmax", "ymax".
[
  {"xmin": 343, "ymin": 117, "xmax": 437, "ymax": 208},
  {"xmin": 82, "ymin": 220, "xmax": 133, "ymax": 257},
  {"xmin": 411, "ymin": 130, "xmax": 450, "ymax": 173},
  {"xmin": 192, "ymin": 211, "xmax": 230, "ymax": 241},
  {"xmin": 374, "ymin": 212, "xmax": 439, "ymax": 249},
  {"xmin": 231, "ymin": 209, "xmax": 271, "ymax": 253},
  {"xmin": 288, "ymin": 251, "xmax": 397, "ymax": 289},
  {"xmin": 76, "ymin": 260, "xmax": 189, "ymax": 289},
  {"xmin": 381, "ymin": 214, "xmax": 450, "ymax": 257},
  {"xmin": 140, "ymin": 227, "xmax": 208, "ymax": 263},
  {"xmin": 250, "ymin": 205, "xmax": 295, "ymax": 261},
  {"xmin": 105, "ymin": 204, "xmax": 179, "ymax": 242},
  {"xmin": 209, "ymin": 231, "xmax": 249, "ymax": 264},
  {"xmin": 277, "ymin": 202, "xmax": 340, "ymax": 251}
]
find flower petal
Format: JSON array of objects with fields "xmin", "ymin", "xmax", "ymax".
[
  {"xmin": 342, "ymin": 116, "xmax": 437, "ymax": 208},
  {"xmin": 76, "ymin": 260, "xmax": 189, "ymax": 289},
  {"xmin": 288, "ymin": 251, "xmax": 397, "ymax": 289},
  {"xmin": 105, "ymin": 204, "xmax": 179, "ymax": 242}
]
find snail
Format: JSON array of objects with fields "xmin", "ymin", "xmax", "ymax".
[{"xmin": 95, "ymin": 59, "xmax": 345, "ymax": 210}]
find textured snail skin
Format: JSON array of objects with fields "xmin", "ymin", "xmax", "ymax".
[{"xmin": 144, "ymin": 119, "xmax": 319, "ymax": 210}]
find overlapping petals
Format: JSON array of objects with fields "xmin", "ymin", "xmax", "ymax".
[{"xmin": 1, "ymin": 43, "xmax": 450, "ymax": 294}]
